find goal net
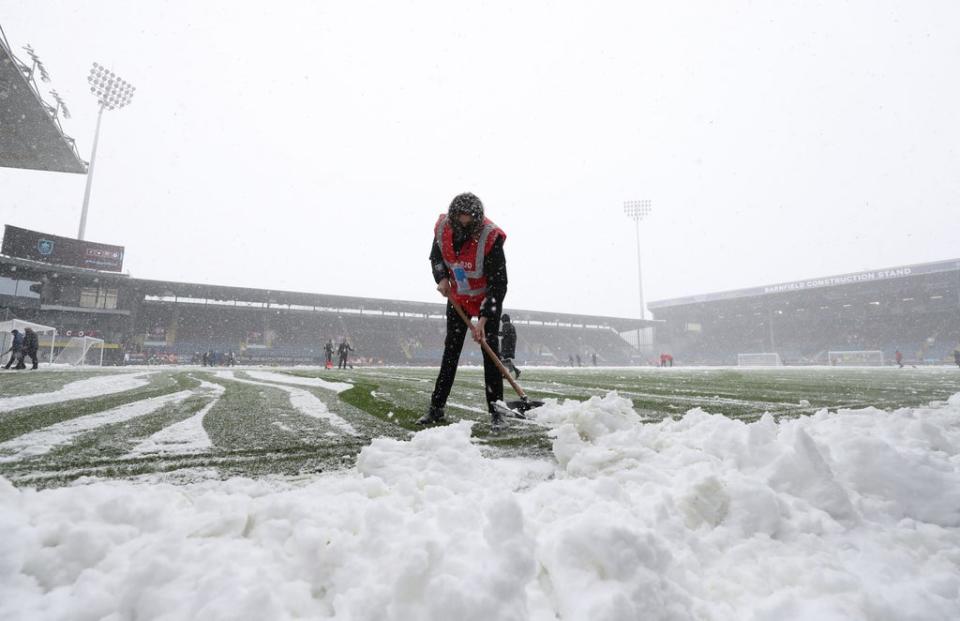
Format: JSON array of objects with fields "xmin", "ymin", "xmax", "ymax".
[
  {"xmin": 827, "ymin": 350, "xmax": 885, "ymax": 366},
  {"xmin": 53, "ymin": 336, "xmax": 105, "ymax": 366},
  {"xmin": 737, "ymin": 352, "xmax": 783, "ymax": 366}
]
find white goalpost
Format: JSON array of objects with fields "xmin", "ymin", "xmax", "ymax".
[
  {"xmin": 827, "ymin": 350, "xmax": 885, "ymax": 366},
  {"xmin": 53, "ymin": 336, "xmax": 105, "ymax": 366},
  {"xmin": 737, "ymin": 352, "xmax": 783, "ymax": 367}
]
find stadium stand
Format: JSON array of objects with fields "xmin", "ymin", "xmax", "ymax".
[
  {"xmin": 650, "ymin": 259, "xmax": 960, "ymax": 365},
  {"xmin": 0, "ymin": 252, "xmax": 649, "ymax": 366}
]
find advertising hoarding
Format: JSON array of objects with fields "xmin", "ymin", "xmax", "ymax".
[{"xmin": 1, "ymin": 225, "xmax": 124, "ymax": 272}]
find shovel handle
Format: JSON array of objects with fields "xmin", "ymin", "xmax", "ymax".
[{"xmin": 448, "ymin": 298, "xmax": 528, "ymax": 400}]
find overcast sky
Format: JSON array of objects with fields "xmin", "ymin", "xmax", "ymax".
[{"xmin": 2, "ymin": 1, "xmax": 957, "ymax": 318}]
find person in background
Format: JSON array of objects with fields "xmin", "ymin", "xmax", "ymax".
[
  {"xmin": 337, "ymin": 339, "xmax": 354, "ymax": 369},
  {"xmin": 22, "ymin": 327, "xmax": 40, "ymax": 370},
  {"xmin": 2, "ymin": 329, "xmax": 23, "ymax": 370},
  {"xmin": 499, "ymin": 313, "xmax": 520, "ymax": 379},
  {"xmin": 895, "ymin": 350, "xmax": 904, "ymax": 368},
  {"xmin": 419, "ymin": 192, "xmax": 508, "ymax": 428},
  {"xmin": 324, "ymin": 339, "xmax": 335, "ymax": 367}
]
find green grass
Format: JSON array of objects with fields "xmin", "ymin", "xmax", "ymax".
[
  {"xmin": 0, "ymin": 365, "xmax": 957, "ymax": 488},
  {"xmin": 0, "ymin": 368, "xmax": 116, "ymax": 397},
  {"xmin": 202, "ymin": 375, "xmax": 318, "ymax": 451},
  {"xmin": 41, "ymin": 392, "xmax": 212, "ymax": 462},
  {"xmin": 339, "ymin": 380, "xmax": 423, "ymax": 430},
  {"xmin": 0, "ymin": 371, "xmax": 198, "ymax": 443}
]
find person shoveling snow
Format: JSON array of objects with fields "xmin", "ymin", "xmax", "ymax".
[{"xmin": 418, "ymin": 192, "xmax": 543, "ymax": 430}]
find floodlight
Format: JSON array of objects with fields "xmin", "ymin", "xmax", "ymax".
[
  {"xmin": 77, "ymin": 62, "xmax": 137, "ymax": 239},
  {"xmin": 623, "ymin": 199, "xmax": 652, "ymax": 221}
]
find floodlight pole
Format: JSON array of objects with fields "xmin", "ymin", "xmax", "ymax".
[
  {"xmin": 632, "ymin": 215, "xmax": 645, "ymax": 320},
  {"xmin": 624, "ymin": 200, "xmax": 652, "ymax": 354},
  {"xmin": 623, "ymin": 200, "xmax": 652, "ymax": 318},
  {"xmin": 78, "ymin": 62, "xmax": 135, "ymax": 241},
  {"xmin": 78, "ymin": 103, "xmax": 104, "ymax": 240}
]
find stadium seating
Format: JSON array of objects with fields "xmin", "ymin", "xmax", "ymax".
[{"xmin": 137, "ymin": 302, "xmax": 636, "ymax": 366}]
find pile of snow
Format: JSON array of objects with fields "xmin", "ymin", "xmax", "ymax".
[{"xmin": 3, "ymin": 392, "xmax": 960, "ymax": 620}]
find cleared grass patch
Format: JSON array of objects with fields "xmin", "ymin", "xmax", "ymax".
[
  {"xmin": 0, "ymin": 372, "xmax": 197, "ymax": 443},
  {"xmin": 0, "ymin": 369, "xmax": 113, "ymax": 398}
]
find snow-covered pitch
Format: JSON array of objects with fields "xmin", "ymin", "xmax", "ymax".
[{"xmin": 1, "ymin": 366, "xmax": 960, "ymax": 620}]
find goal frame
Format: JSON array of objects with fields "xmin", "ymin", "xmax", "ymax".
[
  {"xmin": 737, "ymin": 352, "xmax": 783, "ymax": 367},
  {"xmin": 53, "ymin": 336, "xmax": 105, "ymax": 366},
  {"xmin": 827, "ymin": 350, "xmax": 885, "ymax": 366}
]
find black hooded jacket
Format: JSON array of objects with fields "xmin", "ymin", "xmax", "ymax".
[{"xmin": 23, "ymin": 330, "xmax": 39, "ymax": 353}]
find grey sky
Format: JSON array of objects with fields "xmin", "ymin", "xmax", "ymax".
[{"xmin": 2, "ymin": 1, "xmax": 957, "ymax": 318}]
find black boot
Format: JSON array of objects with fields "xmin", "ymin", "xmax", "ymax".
[
  {"xmin": 416, "ymin": 406, "xmax": 446, "ymax": 425},
  {"xmin": 489, "ymin": 406, "xmax": 504, "ymax": 430}
]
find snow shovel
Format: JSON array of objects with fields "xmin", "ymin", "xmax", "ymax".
[{"xmin": 449, "ymin": 298, "xmax": 545, "ymax": 417}]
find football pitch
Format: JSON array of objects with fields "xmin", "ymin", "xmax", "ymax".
[{"xmin": 1, "ymin": 365, "xmax": 958, "ymax": 488}]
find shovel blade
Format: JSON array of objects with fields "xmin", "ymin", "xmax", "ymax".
[{"xmin": 504, "ymin": 399, "xmax": 545, "ymax": 415}]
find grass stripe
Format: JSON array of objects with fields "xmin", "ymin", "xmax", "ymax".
[{"xmin": 0, "ymin": 372, "xmax": 199, "ymax": 443}]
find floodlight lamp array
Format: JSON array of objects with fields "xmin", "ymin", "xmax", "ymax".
[
  {"xmin": 623, "ymin": 199, "xmax": 652, "ymax": 221},
  {"xmin": 88, "ymin": 62, "xmax": 136, "ymax": 110}
]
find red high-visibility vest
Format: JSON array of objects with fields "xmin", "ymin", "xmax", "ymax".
[{"xmin": 434, "ymin": 214, "xmax": 506, "ymax": 315}]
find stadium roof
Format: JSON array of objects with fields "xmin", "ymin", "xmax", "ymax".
[
  {"xmin": 0, "ymin": 254, "xmax": 129, "ymax": 283},
  {"xmin": 649, "ymin": 257, "xmax": 960, "ymax": 310},
  {"xmin": 0, "ymin": 255, "xmax": 654, "ymax": 332},
  {"xmin": 131, "ymin": 277, "xmax": 655, "ymax": 332},
  {"xmin": 0, "ymin": 26, "xmax": 86, "ymax": 174}
]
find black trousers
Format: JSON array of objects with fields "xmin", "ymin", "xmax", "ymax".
[
  {"xmin": 338, "ymin": 354, "xmax": 348, "ymax": 369},
  {"xmin": 3, "ymin": 350, "xmax": 21, "ymax": 369},
  {"xmin": 431, "ymin": 301, "xmax": 503, "ymax": 411},
  {"xmin": 22, "ymin": 350, "xmax": 38, "ymax": 369}
]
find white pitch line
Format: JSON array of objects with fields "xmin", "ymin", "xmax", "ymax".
[
  {"xmin": 214, "ymin": 371, "xmax": 358, "ymax": 436},
  {"xmin": 0, "ymin": 390, "xmax": 194, "ymax": 462},
  {"xmin": 244, "ymin": 370, "xmax": 352, "ymax": 393},
  {"xmin": 0, "ymin": 372, "xmax": 156, "ymax": 414},
  {"xmin": 129, "ymin": 381, "xmax": 225, "ymax": 456}
]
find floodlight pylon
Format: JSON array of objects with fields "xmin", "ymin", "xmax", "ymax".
[
  {"xmin": 78, "ymin": 63, "xmax": 136, "ymax": 240},
  {"xmin": 623, "ymin": 200, "xmax": 652, "ymax": 320}
]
